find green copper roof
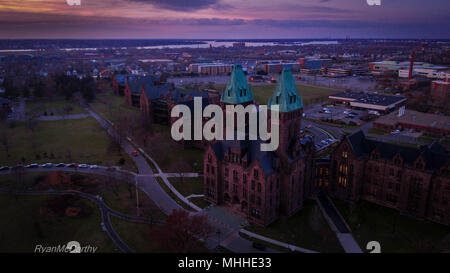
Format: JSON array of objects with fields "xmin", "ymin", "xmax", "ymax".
[
  {"xmin": 268, "ymin": 67, "xmax": 303, "ymax": 112},
  {"xmin": 221, "ymin": 64, "xmax": 254, "ymax": 104}
]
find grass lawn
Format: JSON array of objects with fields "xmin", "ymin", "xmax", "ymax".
[
  {"xmin": 110, "ymin": 216, "xmax": 167, "ymax": 253},
  {"xmin": 90, "ymin": 86, "xmax": 139, "ymax": 124},
  {"xmin": 26, "ymin": 98, "xmax": 87, "ymax": 116},
  {"xmin": 139, "ymin": 124, "xmax": 204, "ymax": 173},
  {"xmin": 0, "ymin": 172, "xmax": 162, "ymax": 217},
  {"xmin": 170, "ymin": 176, "xmax": 203, "ymax": 197},
  {"xmin": 189, "ymin": 197, "xmax": 211, "ymax": 209},
  {"xmin": 0, "ymin": 117, "xmax": 136, "ymax": 172},
  {"xmin": 332, "ymin": 199, "xmax": 450, "ymax": 253},
  {"xmin": 245, "ymin": 199, "xmax": 344, "ymax": 253},
  {"xmin": 368, "ymin": 128, "xmax": 389, "ymax": 136},
  {"xmin": 214, "ymin": 83, "xmax": 340, "ymax": 106},
  {"xmin": 0, "ymin": 194, "xmax": 118, "ymax": 253}
]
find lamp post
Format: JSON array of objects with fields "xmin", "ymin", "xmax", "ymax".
[{"xmin": 135, "ymin": 176, "xmax": 140, "ymax": 217}]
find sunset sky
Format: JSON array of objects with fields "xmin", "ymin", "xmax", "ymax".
[{"xmin": 0, "ymin": 0, "xmax": 449, "ymax": 38}]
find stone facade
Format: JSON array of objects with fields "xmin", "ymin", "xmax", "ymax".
[{"xmin": 314, "ymin": 131, "xmax": 450, "ymax": 226}]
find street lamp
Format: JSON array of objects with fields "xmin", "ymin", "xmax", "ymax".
[{"xmin": 135, "ymin": 176, "xmax": 140, "ymax": 217}]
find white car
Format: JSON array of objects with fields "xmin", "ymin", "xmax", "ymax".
[
  {"xmin": 90, "ymin": 165, "xmax": 99, "ymax": 169},
  {"xmin": 391, "ymin": 130, "xmax": 401, "ymax": 134},
  {"xmin": 78, "ymin": 164, "xmax": 89, "ymax": 168},
  {"xmin": 41, "ymin": 163, "xmax": 53, "ymax": 168},
  {"xmin": 25, "ymin": 163, "xmax": 39, "ymax": 168}
]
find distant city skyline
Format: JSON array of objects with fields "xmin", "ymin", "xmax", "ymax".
[{"xmin": 0, "ymin": 0, "xmax": 449, "ymax": 39}]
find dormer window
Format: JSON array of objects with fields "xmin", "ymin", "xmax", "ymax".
[
  {"xmin": 244, "ymin": 89, "xmax": 247, "ymax": 96},
  {"xmin": 276, "ymin": 96, "xmax": 279, "ymax": 104},
  {"xmin": 240, "ymin": 89, "xmax": 243, "ymax": 96},
  {"xmin": 228, "ymin": 89, "xmax": 230, "ymax": 96}
]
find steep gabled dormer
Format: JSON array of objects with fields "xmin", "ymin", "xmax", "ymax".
[
  {"xmin": 221, "ymin": 64, "xmax": 254, "ymax": 105},
  {"xmin": 393, "ymin": 153, "xmax": 403, "ymax": 166}
]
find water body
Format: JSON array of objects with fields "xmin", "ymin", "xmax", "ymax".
[{"xmin": 0, "ymin": 40, "xmax": 339, "ymax": 52}]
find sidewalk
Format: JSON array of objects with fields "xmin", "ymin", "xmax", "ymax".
[{"xmin": 316, "ymin": 192, "xmax": 363, "ymax": 253}]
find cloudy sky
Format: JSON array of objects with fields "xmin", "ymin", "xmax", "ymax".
[{"xmin": 0, "ymin": 0, "xmax": 449, "ymax": 38}]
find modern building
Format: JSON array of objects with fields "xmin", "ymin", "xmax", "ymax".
[
  {"xmin": 431, "ymin": 80, "xmax": 450, "ymax": 102},
  {"xmin": 203, "ymin": 65, "xmax": 315, "ymax": 226},
  {"xmin": 298, "ymin": 58, "xmax": 332, "ymax": 70},
  {"xmin": 314, "ymin": 131, "xmax": 450, "ymax": 226},
  {"xmin": 328, "ymin": 92, "xmax": 407, "ymax": 114},
  {"xmin": 188, "ymin": 63, "xmax": 233, "ymax": 75}
]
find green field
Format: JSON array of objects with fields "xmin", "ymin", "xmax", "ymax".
[
  {"xmin": 189, "ymin": 197, "xmax": 211, "ymax": 209},
  {"xmin": 214, "ymin": 83, "xmax": 340, "ymax": 106},
  {"xmin": 245, "ymin": 199, "xmax": 344, "ymax": 253},
  {"xmin": 0, "ymin": 194, "xmax": 118, "ymax": 253},
  {"xmin": 0, "ymin": 117, "xmax": 136, "ymax": 171},
  {"xmin": 90, "ymin": 86, "xmax": 139, "ymax": 124},
  {"xmin": 26, "ymin": 98, "xmax": 87, "ymax": 116},
  {"xmin": 110, "ymin": 216, "xmax": 167, "ymax": 253},
  {"xmin": 332, "ymin": 199, "xmax": 450, "ymax": 253},
  {"xmin": 170, "ymin": 176, "xmax": 203, "ymax": 197},
  {"xmin": 139, "ymin": 124, "xmax": 204, "ymax": 173}
]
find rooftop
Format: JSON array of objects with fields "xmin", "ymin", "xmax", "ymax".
[
  {"xmin": 330, "ymin": 92, "xmax": 406, "ymax": 107},
  {"xmin": 375, "ymin": 109, "xmax": 450, "ymax": 131}
]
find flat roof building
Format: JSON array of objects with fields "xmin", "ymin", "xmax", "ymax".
[
  {"xmin": 374, "ymin": 109, "xmax": 450, "ymax": 136},
  {"xmin": 329, "ymin": 92, "xmax": 407, "ymax": 113}
]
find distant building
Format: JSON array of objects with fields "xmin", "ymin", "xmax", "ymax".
[
  {"xmin": 112, "ymin": 74, "xmax": 132, "ymax": 96},
  {"xmin": 431, "ymin": 80, "xmax": 450, "ymax": 102},
  {"xmin": 328, "ymin": 92, "xmax": 406, "ymax": 114},
  {"xmin": 124, "ymin": 75, "xmax": 162, "ymax": 107},
  {"xmin": 188, "ymin": 63, "xmax": 233, "ymax": 75},
  {"xmin": 314, "ymin": 131, "xmax": 450, "ymax": 226},
  {"xmin": 373, "ymin": 109, "xmax": 450, "ymax": 136},
  {"xmin": 298, "ymin": 58, "xmax": 332, "ymax": 70}
]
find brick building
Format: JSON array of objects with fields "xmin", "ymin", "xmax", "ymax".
[
  {"xmin": 203, "ymin": 65, "xmax": 314, "ymax": 226},
  {"xmin": 112, "ymin": 74, "xmax": 132, "ymax": 96},
  {"xmin": 314, "ymin": 131, "xmax": 450, "ymax": 226}
]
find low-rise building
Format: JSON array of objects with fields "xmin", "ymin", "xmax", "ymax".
[
  {"xmin": 373, "ymin": 109, "xmax": 450, "ymax": 136},
  {"xmin": 328, "ymin": 92, "xmax": 406, "ymax": 114}
]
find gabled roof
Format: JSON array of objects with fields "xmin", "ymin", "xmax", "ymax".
[
  {"xmin": 268, "ymin": 67, "xmax": 303, "ymax": 112},
  {"xmin": 221, "ymin": 64, "xmax": 254, "ymax": 105},
  {"xmin": 127, "ymin": 76, "xmax": 157, "ymax": 94},
  {"xmin": 114, "ymin": 74, "xmax": 132, "ymax": 85},
  {"xmin": 345, "ymin": 130, "xmax": 449, "ymax": 171},
  {"xmin": 210, "ymin": 138, "xmax": 277, "ymax": 175}
]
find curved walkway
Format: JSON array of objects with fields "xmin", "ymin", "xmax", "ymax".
[{"xmin": 0, "ymin": 186, "xmax": 163, "ymax": 253}]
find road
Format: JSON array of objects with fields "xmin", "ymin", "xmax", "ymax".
[
  {"xmin": 0, "ymin": 185, "xmax": 162, "ymax": 253},
  {"xmin": 85, "ymin": 105, "xmax": 281, "ymax": 253}
]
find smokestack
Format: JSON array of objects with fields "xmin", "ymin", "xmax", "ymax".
[{"xmin": 408, "ymin": 51, "xmax": 415, "ymax": 80}]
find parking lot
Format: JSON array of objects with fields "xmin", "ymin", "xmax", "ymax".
[{"xmin": 305, "ymin": 104, "xmax": 366, "ymax": 125}]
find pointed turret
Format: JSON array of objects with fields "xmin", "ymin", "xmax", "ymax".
[
  {"xmin": 221, "ymin": 64, "xmax": 254, "ymax": 105},
  {"xmin": 268, "ymin": 67, "xmax": 303, "ymax": 112}
]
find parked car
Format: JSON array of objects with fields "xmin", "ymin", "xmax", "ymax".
[
  {"xmin": 26, "ymin": 163, "xmax": 39, "ymax": 168},
  {"xmin": 252, "ymin": 242, "xmax": 266, "ymax": 251},
  {"xmin": 132, "ymin": 150, "xmax": 138, "ymax": 157},
  {"xmin": 90, "ymin": 165, "xmax": 99, "ymax": 169},
  {"xmin": 306, "ymin": 125, "xmax": 312, "ymax": 129},
  {"xmin": 0, "ymin": 166, "xmax": 9, "ymax": 171},
  {"xmin": 55, "ymin": 163, "xmax": 66, "ymax": 167},
  {"xmin": 78, "ymin": 164, "xmax": 89, "ymax": 168},
  {"xmin": 391, "ymin": 130, "xmax": 401, "ymax": 135},
  {"xmin": 67, "ymin": 163, "xmax": 77, "ymax": 168}
]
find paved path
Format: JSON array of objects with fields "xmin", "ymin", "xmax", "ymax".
[
  {"xmin": 86, "ymin": 105, "xmax": 285, "ymax": 253},
  {"xmin": 0, "ymin": 187, "xmax": 162, "ymax": 253},
  {"xmin": 37, "ymin": 113, "xmax": 90, "ymax": 121},
  {"xmin": 316, "ymin": 191, "xmax": 363, "ymax": 253}
]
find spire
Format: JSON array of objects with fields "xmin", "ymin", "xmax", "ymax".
[
  {"xmin": 221, "ymin": 64, "xmax": 254, "ymax": 104},
  {"xmin": 268, "ymin": 66, "xmax": 303, "ymax": 112}
]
